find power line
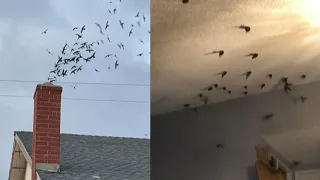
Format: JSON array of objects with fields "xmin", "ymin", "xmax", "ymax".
[
  {"xmin": 0, "ymin": 79, "xmax": 150, "ymax": 87},
  {"xmin": 0, "ymin": 94, "xmax": 150, "ymax": 104}
]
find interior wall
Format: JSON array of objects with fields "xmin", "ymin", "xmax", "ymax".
[{"xmin": 151, "ymin": 81, "xmax": 320, "ymax": 180}]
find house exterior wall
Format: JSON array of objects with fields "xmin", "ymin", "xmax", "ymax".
[
  {"xmin": 152, "ymin": 81, "xmax": 320, "ymax": 180},
  {"xmin": 24, "ymin": 163, "xmax": 32, "ymax": 180}
]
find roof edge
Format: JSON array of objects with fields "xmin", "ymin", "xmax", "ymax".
[{"xmin": 14, "ymin": 132, "xmax": 42, "ymax": 180}]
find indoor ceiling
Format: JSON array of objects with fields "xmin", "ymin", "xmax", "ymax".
[{"xmin": 151, "ymin": 0, "xmax": 320, "ymax": 115}]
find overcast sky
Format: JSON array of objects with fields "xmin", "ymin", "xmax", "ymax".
[{"xmin": 0, "ymin": 0, "xmax": 150, "ymax": 178}]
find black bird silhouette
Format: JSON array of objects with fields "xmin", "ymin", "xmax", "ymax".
[
  {"xmin": 137, "ymin": 53, "xmax": 143, "ymax": 56},
  {"xmin": 143, "ymin": 15, "xmax": 146, "ymax": 22},
  {"xmin": 219, "ymin": 86, "xmax": 227, "ymax": 91},
  {"xmin": 135, "ymin": 12, "xmax": 140, "ymax": 17},
  {"xmin": 184, "ymin": 104, "xmax": 190, "ymax": 108},
  {"xmin": 204, "ymin": 50, "xmax": 224, "ymax": 57},
  {"xmin": 300, "ymin": 74, "xmax": 306, "ymax": 79},
  {"xmin": 107, "ymin": 35, "xmax": 111, "ymax": 43},
  {"xmin": 228, "ymin": 90, "xmax": 232, "ymax": 94},
  {"xmin": 108, "ymin": 9, "xmax": 112, "ymax": 14},
  {"xmin": 73, "ymin": 42, "xmax": 78, "ymax": 46},
  {"xmin": 202, "ymin": 96, "xmax": 209, "ymax": 104},
  {"xmin": 140, "ymin": 39, "xmax": 144, "ymax": 44},
  {"xmin": 292, "ymin": 161, "xmax": 300, "ymax": 166},
  {"xmin": 242, "ymin": 91, "xmax": 248, "ymax": 96},
  {"xmin": 245, "ymin": 53, "xmax": 258, "ymax": 59},
  {"xmin": 120, "ymin": 43, "xmax": 124, "ymax": 49},
  {"xmin": 259, "ymin": 83, "xmax": 265, "ymax": 89},
  {"xmin": 129, "ymin": 29, "xmax": 133, "ymax": 37},
  {"xmin": 95, "ymin": 23, "xmax": 104, "ymax": 35},
  {"xmin": 105, "ymin": 21, "xmax": 109, "ymax": 30},
  {"xmin": 137, "ymin": 21, "xmax": 141, "ymax": 27},
  {"xmin": 94, "ymin": 68, "xmax": 99, "ymax": 72},
  {"xmin": 41, "ymin": 28, "xmax": 48, "ymax": 34},
  {"xmin": 46, "ymin": 49, "xmax": 53, "ymax": 55},
  {"xmin": 119, "ymin": 20, "xmax": 124, "ymax": 29},
  {"xmin": 113, "ymin": 8, "xmax": 117, "ymax": 14},
  {"xmin": 75, "ymin": 34, "xmax": 83, "ymax": 40},
  {"xmin": 72, "ymin": 27, "xmax": 78, "ymax": 31},
  {"xmin": 80, "ymin": 25, "xmax": 86, "ymax": 33},
  {"xmin": 217, "ymin": 71, "xmax": 227, "ymax": 78},
  {"xmin": 262, "ymin": 113, "xmax": 273, "ymax": 120},
  {"xmin": 105, "ymin": 54, "xmax": 113, "ymax": 58},
  {"xmin": 115, "ymin": 60, "xmax": 119, "ymax": 69},
  {"xmin": 242, "ymin": 71, "xmax": 252, "ymax": 79},
  {"xmin": 198, "ymin": 93, "xmax": 203, "ymax": 98},
  {"xmin": 234, "ymin": 25, "xmax": 251, "ymax": 33},
  {"xmin": 70, "ymin": 84, "xmax": 77, "ymax": 89},
  {"xmin": 267, "ymin": 74, "xmax": 273, "ymax": 79},
  {"xmin": 216, "ymin": 144, "xmax": 224, "ymax": 148},
  {"xmin": 300, "ymin": 96, "xmax": 308, "ymax": 103},
  {"xmin": 284, "ymin": 82, "xmax": 292, "ymax": 93},
  {"xmin": 62, "ymin": 43, "xmax": 68, "ymax": 55},
  {"xmin": 243, "ymin": 85, "xmax": 248, "ymax": 89}
]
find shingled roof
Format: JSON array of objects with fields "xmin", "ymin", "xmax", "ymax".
[{"xmin": 16, "ymin": 131, "xmax": 150, "ymax": 180}]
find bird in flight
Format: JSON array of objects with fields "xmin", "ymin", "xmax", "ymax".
[
  {"xmin": 259, "ymin": 83, "xmax": 266, "ymax": 89},
  {"xmin": 267, "ymin": 74, "xmax": 272, "ymax": 79},
  {"xmin": 105, "ymin": 54, "xmax": 113, "ymax": 58},
  {"xmin": 245, "ymin": 53, "xmax": 258, "ymax": 59},
  {"xmin": 80, "ymin": 25, "xmax": 86, "ymax": 33},
  {"xmin": 113, "ymin": 8, "xmax": 117, "ymax": 14},
  {"xmin": 75, "ymin": 33, "xmax": 83, "ymax": 40},
  {"xmin": 72, "ymin": 27, "xmax": 78, "ymax": 31},
  {"xmin": 46, "ymin": 49, "xmax": 53, "ymax": 55},
  {"xmin": 234, "ymin": 25, "xmax": 251, "ymax": 33},
  {"xmin": 94, "ymin": 68, "xmax": 99, "ymax": 72},
  {"xmin": 115, "ymin": 60, "xmax": 119, "ymax": 69},
  {"xmin": 129, "ymin": 29, "xmax": 133, "ymax": 37},
  {"xmin": 95, "ymin": 23, "xmax": 104, "ymax": 35},
  {"xmin": 242, "ymin": 71, "xmax": 252, "ymax": 79},
  {"xmin": 204, "ymin": 50, "xmax": 224, "ymax": 57},
  {"xmin": 105, "ymin": 21, "xmax": 109, "ymax": 30},
  {"xmin": 41, "ymin": 28, "xmax": 48, "ymax": 34},
  {"xmin": 143, "ymin": 15, "xmax": 146, "ymax": 22},
  {"xmin": 137, "ymin": 53, "xmax": 143, "ymax": 56},
  {"xmin": 135, "ymin": 12, "xmax": 140, "ymax": 17},
  {"xmin": 242, "ymin": 91, "xmax": 248, "ymax": 96},
  {"xmin": 107, "ymin": 35, "xmax": 111, "ymax": 43},
  {"xmin": 70, "ymin": 84, "xmax": 78, "ymax": 89},
  {"xmin": 119, "ymin": 20, "xmax": 124, "ymax": 29},
  {"xmin": 217, "ymin": 71, "xmax": 227, "ymax": 78},
  {"xmin": 139, "ymin": 39, "xmax": 144, "ymax": 44}
]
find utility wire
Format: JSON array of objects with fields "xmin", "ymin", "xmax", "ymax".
[
  {"xmin": 0, "ymin": 79, "xmax": 150, "ymax": 87},
  {"xmin": 0, "ymin": 94, "xmax": 149, "ymax": 104}
]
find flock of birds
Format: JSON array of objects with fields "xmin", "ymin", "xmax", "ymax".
[
  {"xmin": 182, "ymin": 24, "xmax": 308, "ymax": 124},
  {"xmin": 41, "ymin": 1, "xmax": 149, "ymax": 88}
]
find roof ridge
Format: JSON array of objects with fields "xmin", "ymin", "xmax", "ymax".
[{"xmin": 14, "ymin": 131, "xmax": 150, "ymax": 140}]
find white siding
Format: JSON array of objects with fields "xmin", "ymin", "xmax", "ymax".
[{"xmin": 24, "ymin": 163, "xmax": 31, "ymax": 180}]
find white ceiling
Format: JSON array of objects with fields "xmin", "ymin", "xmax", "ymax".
[
  {"xmin": 151, "ymin": 0, "xmax": 320, "ymax": 115},
  {"xmin": 263, "ymin": 126, "xmax": 320, "ymax": 169}
]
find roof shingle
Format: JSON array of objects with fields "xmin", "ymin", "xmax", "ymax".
[{"xmin": 16, "ymin": 131, "xmax": 150, "ymax": 180}]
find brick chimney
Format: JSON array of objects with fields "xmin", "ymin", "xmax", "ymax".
[{"xmin": 32, "ymin": 82, "xmax": 62, "ymax": 180}]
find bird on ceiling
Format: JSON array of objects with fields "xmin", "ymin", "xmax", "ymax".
[
  {"xmin": 216, "ymin": 144, "xmax": 225, "ymax": 148},
  {"xmin": 204, "ymin": 50, "xmax": 224, "ymax": 58},
  {"xmin": 300, "ymin": 74, "xmax": 306, "ymax": 79},
  {"xmin": 241, "ymin": 91, "xmax": 248, "ymax": 96},
  {"xmin": 182, "ymin": 0, "xmax": 189, "ymax": 3},
  {"xmin": 219, "ymin": 86, "xmax": 227, "ymax": 91},
  {"xmin": 292, "ymin": 160, "xmax": 300, "ymax": 166},
  {"xmin": 217, "ymin": 71, "xmax": 227, "ymax": 78},
  {"xmin": 227, "ymin": 90, "xmax": 232, "ymax": 94},
  {"xmin": 245, "ymin": 53, "xmax": 258, "ymax": 59},
  {"xmin": 242, "ymin": 71, "xmax": 252, "ymax": 79},
  {"xmin": 243, "ymin": 85, "xmax": 248, "ymax": 89},
  {"xmin": 202, "ymin": 84, "xmax": 218, "ymax": 91},
  {"xmin": 259, "ymin": 83, "xmax": 266, "ymax": 89},
  {"xmin": 201, "ymin": 96, "xmax": 209, "ymax": 104},
  {"xmin": 234, "ymin": 25, "xmax": 251, "ymax": 33},
  {"xmin": 300, "ymin": 96, "xmax": 308, "ymax": 103},
  {"xmin": 184, "ymin": 104, "xmax": 190, "ymax": 108},
  {"xmin": 266, "ymin": 74, "xmax": 273, "ymax": 79},
  {"xmin": 262, "ymin": 113, "xmax": 273, "ymax": 121}
]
